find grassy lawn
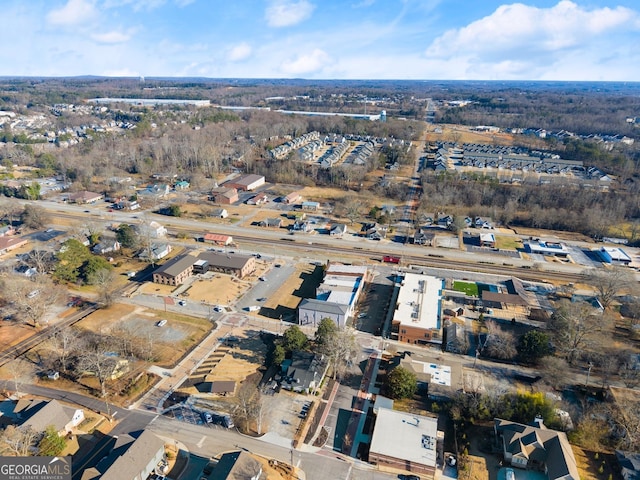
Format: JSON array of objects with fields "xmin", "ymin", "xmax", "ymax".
[
  {"xmin": 453, "ymin": 281, "xmax": 479, "ymax": 297},
  {"xmin": 495, "ymin": 236, "xmax": 523, "ymax": 250}
]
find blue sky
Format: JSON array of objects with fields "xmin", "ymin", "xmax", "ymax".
[{"xmin": 2, "ymin": 0, "xmax": 640, "ymax": 80}]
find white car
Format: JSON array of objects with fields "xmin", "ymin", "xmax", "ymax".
[
  {"xmin": 178, "ymin": 300, "xmax": 187, "ymax": 306},
  {"xmin": 357, "ymin": 312, "xmax": 367, "ymax": 319}
]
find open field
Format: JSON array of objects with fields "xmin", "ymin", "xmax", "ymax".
[
  {"xmin": 453, "ymin": 281, "xmax": 479, "ymax": 297},
  {"xmin": 74, "ymin": 303, "xmax": 212, "ymax": 366},
  {"xmin": 425, "ymin": 123, "xmax": 519, "ymax": 146},
  {"xmin": 495, "ymin": 236, "xmax": 523, "ymax": 250}
]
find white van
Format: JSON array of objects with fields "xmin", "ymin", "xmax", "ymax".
[{"xmin": 248, "ymin": 305, "xmax": 260, "ymax": 312}]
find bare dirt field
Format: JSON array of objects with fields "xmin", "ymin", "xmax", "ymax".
[
  {"xmin": 74, "ymin": 303, "xmax": 212, "ymax": 366},
  {"xmin": 260, "ymin": 263, "xmax": 321, "ymax": 319},
  {"xmin": 425, "ymin": 124, "xmax": 519, "ymax": 146}
]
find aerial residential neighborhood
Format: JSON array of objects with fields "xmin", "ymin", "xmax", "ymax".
[{"xmin": 0, "ymin": 74, "xmax": 639, "ymax": 480}]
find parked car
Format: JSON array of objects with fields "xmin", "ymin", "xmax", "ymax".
[{"xmin": 156, "ymin": 319, "xmax": 167, "ymax": 327}]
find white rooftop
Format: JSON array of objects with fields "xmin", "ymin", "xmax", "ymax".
[
  {"xmin": 480, "ymin": 232, "xmax": 495, "ymax": 243},
  {"xmin": 394, "ymin": 273, "xmax": 443, "ymax": 330},
  {"xmin": 326, "ymin": 264, "xmax": 368, "ymax": 276},
  {"xmin": 370, "ymin": 408, "xmax": 439, "ymax": 468},
  {"xmin": 600, "ymin": 246, "xmax": 631, "ymax": 262}
]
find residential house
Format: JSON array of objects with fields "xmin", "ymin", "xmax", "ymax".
[
  {"xmin": 301, "ymin": 201, "xmax": 320, "ymax": 212},
  {"xmin": 247, "ymin": 193, "xmax": 269, "ymax": 205},
  {"xmin": 152, "ymin": 254, "xmax": 194, "ymax": 285},
  {"xmin": 437, "ymin": 215, "xmax": 453, "ymax": 228},
  {"xmin": 362, "ymin": 222, "xmax": 387, "ymax": 240},
  {"xmin": 68, "ymin": 190, "xmax": 103, "ymax": 204},
  {"xmin": 211, "ymin": 208, "xmax": 228, "ymax": 219},
  {"xmin": 283, "ymin": 191, "xmax": 302, "ymax": 204},
  {"xmin": 495, "ymin": 418, "xmax": 579, "ymax": 480},
  {"xmin": 281, "ymin": 351, "xmax": 327, "ymax": 393},
  {"xmin": 413, "ymin": 228, "xmax": 435, "ymax": 246},
  {"xmin": 210, "ymin": 187, "xmax": 239, "ymax": 205},
  {"xmin": 615, "ymin": 450, "xmax": 640, "ymax": 480},
  {"xmin": 8, "ymin": 398, "xmax": 84, "ymax": 436},
  {"xmin": 174, "ymin": 180, "xmax": 190, "ymax": 190},
  {"xmin": 133, "ymin": 221, "xmax": 167, "ymax": 239},
  {"xmin": 82, "ymin": 430, "xmax": 166, "ymax": 480},
  {"xmin": 209, "ymin": 451, "xmax": 262, "ymax": 480},
  {"xmin": 369, "ymin": 407, "xmax": 443, "ymax": 479},
  {"xmin": 92, "ymin": 239, "xmax": 121, "ymax": 255},
  {"xmin": 0, "ymin": 224, "xmax": 16, "ymax": 237},
  {"xmin": 292, "ymin": 220, "xmax": 313, "ymax": 233},
  {"xmin": 0, "ymin": 236, "xmax": 28, "ymax": 256},
  {"xmin": 259, "ymin": 218, "xmax": 282, "ymax": 228},
  {"xmin": 223, "ymin": 174, "xmax": 265, "ymax": 191},
  {"xmin": 139, "ymin": 243, "xmax": 172, "ymax": 261},
  {"xmin": 330, "ymin": 224, "xmax": 347, "ymax": 237}
]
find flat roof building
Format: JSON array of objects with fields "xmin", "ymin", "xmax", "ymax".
[
  {"xmin": 525, "ymin": 241, "xmax": 569, "ymax": 257},
  {"xmin": 369, "ymin": 408, "xmax": 442, "ymax": 479},
  {"xmin": 392, "ymin": 273, "xmax": 444, "ymax": 345},
  {"xmin": 598, "ymin": 246, "xmax": 632, "ymax": 265}
]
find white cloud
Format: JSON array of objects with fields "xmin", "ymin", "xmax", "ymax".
[
  {"xmin": 91, "ymin": 30, "xmax": 132, "ymax": 44},
  {"xmin": 280, "ymin": 48, "xmax": 331, "ymax": 75},
  {"xmin": 46, "ymin": 0, "xmax": 97, "ymax": 26},
  {"xmin": 426, "ymin": 1, "xmax": 639, "ymax": 58},
  {"xmin": 227, "ymin": 42, "xmax": 252, "ymax": 62},
  {"xmin": 422, "ymin": 1, "xmax": 640, "ymax": 80},
  {"xmin": 265, "ymin": 0, "xmax": 315, "ymax": 28}
]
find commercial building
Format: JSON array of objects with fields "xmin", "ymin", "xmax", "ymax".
[
  {"xmin": 392, "ymin": 273, "xmax": 444, "ymax": 345},
  {"xmin": 524, "ymin": 241, "xmax": 569, "ymax": 257},
  {"xmin": 369, "ymin": 407, "xmax": 443, "ymax": 479},
  {"xmin": 598, "ymin": 246, "xmax": 632, "ymax": 266},
  {"xmin": 297, "ymin": 263, "xmax": 368, "ymax": 327},
  {"xmin": 152, "ymin": 254, "xmax": 194, "ymax": 285},
  {"xmin": 223, "ymin": 174, "xmax": 265, "ymax": 191},
  {"xmin": 196, "ymin": 251, "xmax": 256, "ymax": 278}
]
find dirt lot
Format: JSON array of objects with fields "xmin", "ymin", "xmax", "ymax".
[
  {"xmin": 260, "ymin": 263, "xmax": 321, "ymax": 318},
  {"xmin": 425, "ymin": 124, "xmax": 520, "ymax": 147},
  {"xmin": 74, "ymin": 303, "xmax": 212, "ymax": 367}
]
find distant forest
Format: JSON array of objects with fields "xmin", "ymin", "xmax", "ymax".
[{"xmin": 2, "ymin": 77, "xmax": 640, "ymax": 240}]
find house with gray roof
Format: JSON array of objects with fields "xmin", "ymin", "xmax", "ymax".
[
  {"xmin": 81, "ymin": 430, "xmax": 165, "ymax": 480},
  {"xmin": 281, "ymin": 351, "xmax": 327, "ymax": 393},
  {"xmin": 208, "ymin": 450, "xmax": 262, "ymax": 480},
  {"xmin": 8, "ymin": 398, "xmax": 84, "ymax": 436},
  {"xmin": 495, "ymin": 418, "xmax": 579, "ymax": 480}
]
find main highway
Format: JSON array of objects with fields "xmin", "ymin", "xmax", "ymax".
[{"xmin": 35, "ymin": 199, "xmax": 589, "ymax": 284}]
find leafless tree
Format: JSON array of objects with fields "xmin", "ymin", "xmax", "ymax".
[
  {"xmin": 548, "ymin": 299, "xmax": 610, "ymax": 365},
  {"xmin": 321, "ymin": 326, "xmax": 358, "ymax": 381},
  {"xmin": 46, "ymin": 327, "xmax": 81, "ymax": 374},
  {"xmin": 76, "ymin": 341, "xmax": 119, "ymax": 398},
  {"xmin": 482, "ymin": 320, "xmax": 517, "ymax": 360},
  {"xmin": 586, "ymin": 266, "xmax": 636, "ymax": 310},
  {"xmin": 3, "ymin": 275, "xmax": 62, "ymax": 327},
  {"xmin": 540, "ymin": 356, "xmax": 570, "ymax": 391},
  {"xmin": 4, "ymin": 359, "xmax": 34, "ymax": 396},
  {"xmin": 92, "ymin": 268, "xmax": 118, "ymax": 307},
  {"xmin": 610, "ymin": 396, "xmax": 640, "ymax": 451},
  {"xmin": 0, "ymin": 425, "xmax": 39, "ymax": 456}
]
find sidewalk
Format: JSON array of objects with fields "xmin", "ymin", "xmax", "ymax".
[{"xmin": 130, "ymin": 315, "xmax": 237, "ymax": 411}]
